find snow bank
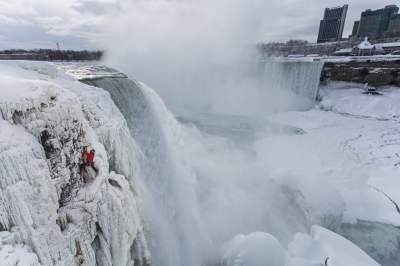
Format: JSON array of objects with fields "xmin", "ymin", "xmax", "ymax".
[
  {"xmin": 0, "ymin": 232, "xmax": 42, "ymax": 266},
  {"xmin": 319, "ymin": 87, "xmax": 400, "ymax": 120},
  {"xmin": 288, "ymin": 226, "xmax": 380, "ymax": 266},
  {"xmin": 222, "ymin": 227, "xmax": 380, "ymax": 266},
  {"xmin": 223, "ymin": 232, "xmax": 286, "ymax": 266}
]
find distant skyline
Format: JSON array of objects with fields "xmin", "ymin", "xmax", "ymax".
[{"xmin": 0, "ymin": 0, "xmax": 398, "ymax": 50}]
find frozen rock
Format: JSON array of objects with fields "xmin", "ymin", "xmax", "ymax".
[
  {"xmin": 288, "ymin": 225, "xmax": 380, "ymax": 266},
  {"xmin": 223, "ymin": 232, "xmax": 286, "ymax": 266},
  {"xmin": 0, "ymin": 61, "xmax": 150, "ymax": 266},
  {"xmin": 0, "ymin": 231, "xmax": 42, "ymax": 266}
]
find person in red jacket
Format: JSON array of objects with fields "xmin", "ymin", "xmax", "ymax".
[
  {"xmin": 80, "ymin": 147, "xmax": 97, "ymax": 182},
  {"xmin": 86, "ymin": 149, "xmax": 95, "ymax": 166}
]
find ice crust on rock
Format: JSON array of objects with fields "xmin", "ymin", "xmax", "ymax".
[
  {"xmin": 223, "ymin": 232, "xmax": 286, "ymax": 266},
  {"xmin": 0, "ymin": 61, "xmax": 150, "ymax": 266},
  {"xmin": 0, "ymin": 231, "xmax": 42, "ymax": 266},
  {"xmin": 223, "ymin": 227, "xmax": 381, "ymax": 266},
  {"xmin": 288, "ymin": 225, "xmax": 381, "ymax": 266}
]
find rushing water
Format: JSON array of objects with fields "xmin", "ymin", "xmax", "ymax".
[
  {"xmin": 60, "ymin": 60, "xmax": 400, "ymax": 266},
  {"xmin": 65, "ymin": 60, "xmax": 326, "ymax": 265},
  {"xmin": 83, "ymin": 77, "xmax": 208, "ymax": 266},
  {"xmin": 261, "ymin": 60, "xmax": 324, "ymax": 103}
]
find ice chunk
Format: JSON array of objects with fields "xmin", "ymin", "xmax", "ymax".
[
  {"xmin": 223, "ymin": 232, "xmax": 286, "ymax": 266},
  {"xmin": 288, "ymin": 225, "xmax": 380, "ymax": 266}
]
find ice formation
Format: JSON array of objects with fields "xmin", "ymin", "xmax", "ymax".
[
  {"xmin": 222, "ymin": 226, "xmax": 380, "ymax": 266},
  {"xmin": 287, "ymin": 226, "xmax": 380, "ymax": 266},
  {"xmin": 223, "ymin": 232, "xmax": 286, "ymax": 266},
  {"xmin": 81, "ymin": 75, "xmax": 208, "ymax": 266},
  {"xmin": 0, "ymin": 61, "xmax": 150, "ymax": 266},
  {"xmin": 0, "ymin": 231, "xmax": 41, "ymax": 266}
]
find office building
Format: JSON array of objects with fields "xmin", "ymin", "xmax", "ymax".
[
  {"xmin": 385, "ymin": 14, "xmax": 400, "ymax": 37},
  {"xmin": 357, "ymin": 5, "xmax": 399, "ymax": 39},
  {"xmin": 317, "ymin": 5, "xmax": 348, "ymax": 43},
  {"xmin": 350, "ymin": 20, "xmax": 360, "ymax": 37}
]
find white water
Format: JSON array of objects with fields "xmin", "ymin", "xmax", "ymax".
[
  {"xmin": 260, "ymin": 60, "xmax": 324, "ymax": 110},
  {"xmin": 80, "ymin": 60, "xmax": 324, "ymax": 266},
  {"xmin": 83, "ymin": 77, "xmax": 208, "ymax": 266}
]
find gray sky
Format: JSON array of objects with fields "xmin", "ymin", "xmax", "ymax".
[{"xmin": 0, "ymin": 0, "xmax": 397, "ymax": 50}]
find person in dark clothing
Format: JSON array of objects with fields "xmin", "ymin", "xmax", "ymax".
[{"xmin": 80, "ymin": 146, "xmax": 89, "ymax": 176}]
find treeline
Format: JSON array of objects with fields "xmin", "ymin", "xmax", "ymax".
[{"xmin": 0, "ymin": 49, "xmax": 103, "ymax": 61}]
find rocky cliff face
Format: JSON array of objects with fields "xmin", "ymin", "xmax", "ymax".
[
  {"xmin": 322, "ymin": 60, "xmax": 400, "ymax": 87},
  {"xmin": 0, "ymin": 61, "xmax": 150, "ymax": 266}
]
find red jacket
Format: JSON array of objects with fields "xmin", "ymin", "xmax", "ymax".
[{"xmin": 87, "ymin": 152, "xmax": 95, "ymax": 164}]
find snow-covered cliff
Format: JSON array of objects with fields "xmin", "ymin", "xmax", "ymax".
[{"xmin": 0, "ymin": 61, "xmax": 150, "ymax": 266}]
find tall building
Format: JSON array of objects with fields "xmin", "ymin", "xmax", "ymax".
[
  {"xmin": 357, "ymin": 5, "xmax": 399, "ymax": 39},
  {"xmin": 385, "ymin": 14, "xmax": 400, "ymax": 37},
  {"xmin": 351, "ymin": 20, "xmax": 360, "ymax": 37},
  {"xmin": 317, "ymin": 5, "xmax": 348, "ymax": 43}
]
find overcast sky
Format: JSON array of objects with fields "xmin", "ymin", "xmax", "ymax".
[{"xmin": 0, "ymin": 0, "xmax": 397, "ymax": 50}]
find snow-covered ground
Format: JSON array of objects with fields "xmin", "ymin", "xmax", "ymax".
[
  {"xmin": 266, "ymin": 86, "xmax": 400, "ymax": 226},
  {"xmin": 261, "ymin": 86, "xmax": 400, "ymax": 265}
]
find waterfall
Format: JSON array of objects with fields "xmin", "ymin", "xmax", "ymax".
[
  {"xmin": 82, "ymin": 77, "xmax": 207, "ymax": 266},
  {"xmin": 260, "ymin": 59, "xmax": 324, "ymax": 109}
]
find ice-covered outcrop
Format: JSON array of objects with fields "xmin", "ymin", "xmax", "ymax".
[
  {"xmin": 0, "ymin": 231, "xmax": 42, "ymax": 266},
  {"xmin": 222, "ymin": 232, "xmax": 286, "ymax": 266},
  {"xmin": 0, "ymin": 61, "xmax": 150, "ymax": 266},
  {"xmin": 288, "ymin": 226, "xmax": 380, "ymax": 266},
  {"xmin": 222, "ymin": 226, "xmax": 380, "ymax": 266}
]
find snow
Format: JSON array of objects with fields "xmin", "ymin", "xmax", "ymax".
[
  {"xmin": 262, "ymin": 86, "xmax": 400, "ymax": 227},
  {"xmin": 59, "ymin": 63, "xmax": 127, "ymax": 80},
  {"xmin": 375, "ymin": 42, "xmax": 400, "ymax": 49},
  {"xmin": 319, "ymin": 87, "xmax": 400, "ymax": 120},
  {"xmin": 357, "ymin": 38, "xmax": 374, "ymax": 50},
  {"xmin": 222, "ymin": 227, "xmax": 380, "ymax": 266},
  {"xmin": 0, "ymin": 232, "xmax": 42, "ymax": 266},
  {"xmin": 0, "ymin": 61, "xmax": 149, "ymax": 266},
  {"xmin": 288, "ymin": 226, "xmax": 380, "ymax": 266},
  {"xmin": 223, "ymin": 232, "xmax": 286, "ymax": 266},
  {"xmin": 334, "ymin": 48, "xmax": 353, "ymax": 54}
]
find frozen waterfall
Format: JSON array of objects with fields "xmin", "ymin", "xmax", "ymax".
[{"xmin": 81, "ymin": 77, "xmax": 208, "ymax": 266}]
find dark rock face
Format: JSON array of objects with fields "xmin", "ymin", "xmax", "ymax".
[{"xmin": 321, "ymin": 60, "xmax": 400, "ymax": 87}]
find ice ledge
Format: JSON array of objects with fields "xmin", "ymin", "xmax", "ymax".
[{"xmin": 59, "ymin": 63, "xmax": 127, "ymax": 81}]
